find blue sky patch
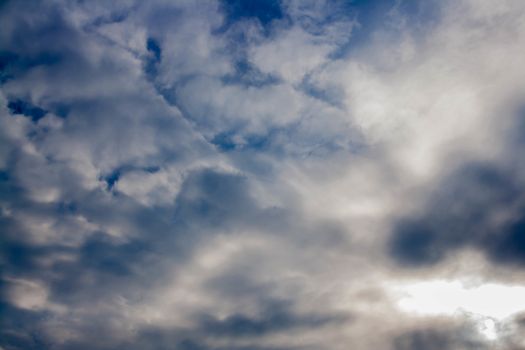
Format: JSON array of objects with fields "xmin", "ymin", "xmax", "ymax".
[
  {"xmin": 220, "ymin": 0, "xmax": 284, "ymax": 26},
  {"xmin": 7, "ymin": 99, "xmax": 48, "ymax": 122}
]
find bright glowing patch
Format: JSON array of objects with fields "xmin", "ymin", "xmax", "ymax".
[
  {"xmin": 480, "ymin": 318, "xmax": 497, "ymax": 340},
  {"xmin": 393, "ymin": 280, "xmax": 525, "ymax": 339}
]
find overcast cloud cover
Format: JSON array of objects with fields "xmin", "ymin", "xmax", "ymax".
[{"xmin": 2, "ymin": 0, "xmax": 525, "ymax": 349}]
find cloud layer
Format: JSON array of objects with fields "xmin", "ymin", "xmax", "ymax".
[{"xmin": 2, "ymin": 0, "xmax": 525, "ymax": 349}]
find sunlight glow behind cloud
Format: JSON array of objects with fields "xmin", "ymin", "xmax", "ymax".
[
  {"xmin": 394, "ymin": 279, "xmax": 525, "ymax": 340},
  {"xmin": 396, "ymin": 280, "xmax": 525, "ymax": 320}
]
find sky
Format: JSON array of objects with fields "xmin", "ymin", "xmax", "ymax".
[{"xmin": 1, "ymin": 0, "xmax": 525, "ymax": 349}]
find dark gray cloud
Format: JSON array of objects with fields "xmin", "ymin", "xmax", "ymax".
[
  {"xmin": 388, "ymin": 157, "xmax": 525, "ymax": 268},
  {"xmin": 393, "ymin": 326, "xmax": 486, "ymax": 350}
]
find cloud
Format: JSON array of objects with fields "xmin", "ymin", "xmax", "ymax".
[
  {"xmin": 388, "ymin": 162, "xmax": 522, "ymax": 266},
  {"xmin": 3, "ymin": 0, "xmax": 525, "ymax": 349},
  {"xmin": 393, "ymin": 326, "xmax": 486, "ymax": 350}
]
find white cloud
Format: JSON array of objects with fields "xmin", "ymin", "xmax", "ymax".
[{"xmin": 5, "ymin": 278, "xmax": 50, "ymax": 311}]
